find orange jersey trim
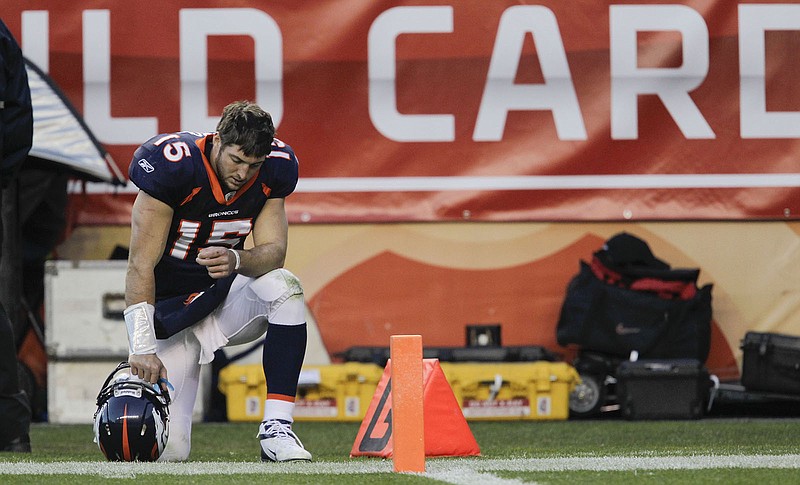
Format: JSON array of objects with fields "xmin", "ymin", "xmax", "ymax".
[
  {"xmin": 195, "ymin": 135, "xmax": 259, "ymax": 206},
  {"xmin": 180, "ymin": 187, "xmax": 203, "ymax": 206}
]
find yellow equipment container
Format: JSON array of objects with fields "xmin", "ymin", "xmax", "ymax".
[
  {"xmin": 218, "ymin": 362, "xmax": 384, "ymax": 422},
  {"xmin": 438, "ymin": 361, "xmax": 579, "ymax": 420}
]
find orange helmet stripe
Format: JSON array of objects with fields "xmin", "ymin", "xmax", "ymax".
[{"xmin": 121, "ymin": 403, "xmax": 131, "ymax": 461}]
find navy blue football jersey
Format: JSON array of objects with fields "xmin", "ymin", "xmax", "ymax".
[{"xmin": 128, "ymin": 131, "xmax": 298, "ymax": 336}]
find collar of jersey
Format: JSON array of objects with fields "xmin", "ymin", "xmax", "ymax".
[{"xmin": 196, "ymin": 134, "xmax": 258, "ymax": 206}]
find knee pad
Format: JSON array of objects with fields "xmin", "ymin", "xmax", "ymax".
[
  {"xmin": 249, "ymin": 268, "xmax": 303, "ymax": 302},
  {"xmin": 249, "ymin": 269, "xmax": 305, "ymax": 325}
]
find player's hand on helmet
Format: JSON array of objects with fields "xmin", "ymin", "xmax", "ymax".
[
  {"xmin": 196, "ymin": 246, "xmax": 238, "ymax": 278},
  {"xmin": 129, "ymin": 353, "xmax": 168, "ymax": 388}
]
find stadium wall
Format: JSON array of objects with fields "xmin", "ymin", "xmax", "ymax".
[{"xmin": 56, "ymin": 221, "xmax": 800, "ymax": 381}]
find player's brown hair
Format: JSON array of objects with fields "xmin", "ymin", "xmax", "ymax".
[{"xmin": 216, "ymin": 101, "xmax": 275, "ymax": 159}]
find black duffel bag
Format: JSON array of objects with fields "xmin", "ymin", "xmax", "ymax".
[{"xmin": 556, "ymin": 260, "xmax": 712, "ymax": 362}]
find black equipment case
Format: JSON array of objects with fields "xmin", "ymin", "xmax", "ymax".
[
  {"xmin": 741, "ymin": 332, "xmax": 800, "ymax": 395},
  {"xmin": 338, "ymin": 345, "xmax": 559, "ymax": 367},
  {"xmin": 616, "ymin": 359, "xmax": 710, "ymax": 420}
]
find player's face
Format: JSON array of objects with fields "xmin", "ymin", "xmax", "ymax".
[{"xmin": 213, "ymin": 143, "xmax": 265, "ymax": 193}]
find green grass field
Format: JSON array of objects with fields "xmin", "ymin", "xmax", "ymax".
[{"xmin": 1, "ymin": 418, "xmax": 798, "ymax": 483}]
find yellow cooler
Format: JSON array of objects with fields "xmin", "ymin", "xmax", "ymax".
[
  {"xmin": 218, "ymin": 362, "xmax": 384, "ymax": 422},
  {"xmin": 438, "ymin": 361, "xmax": 579, "ymax": 420}
]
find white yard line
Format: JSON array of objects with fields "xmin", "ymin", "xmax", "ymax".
[
  {"xmin": 1, "ymin": 454, "xmax": 799, "ymax": 478},
  {"xmin": 427, "ymin": 467, "xmax": 531, "ymax": 485}
]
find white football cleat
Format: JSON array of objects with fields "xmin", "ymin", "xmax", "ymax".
[{"xmin": 258, "ymin": 419, "xmax": 312, "ymax": 462}]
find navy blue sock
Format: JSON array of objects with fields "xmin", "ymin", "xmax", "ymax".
[{"xmin": 262, "ymin": 323, "xmax": 307, "ymax": 398}]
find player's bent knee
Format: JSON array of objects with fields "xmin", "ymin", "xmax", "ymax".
[
  {"xmin": 249, "ymin": 268, "xmax": 304, "ymax": 302},
  {"xmin": 247, "ymin": 269, "xmax": 306, "ymax": 325},
  {"xmin": 158, "ymin": 417, "xmax": 192, "ymax": 462},
  {"xmin": 158, "ymin": 440, "xmax": 191, "ymax": 462}
]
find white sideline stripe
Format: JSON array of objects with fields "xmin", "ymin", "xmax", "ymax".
[
  {"xmin": 295, "ymin": 174, "xmax": 800, "ymax": 192},
  {"xmin": 2, "ymin": 454, "xmax": 799, "ymax": 477},
  {"xmin": 68, "ymin": 173, "xmax": 800, "ymax": 194}
]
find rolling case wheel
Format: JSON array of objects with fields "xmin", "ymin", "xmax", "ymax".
[{"xmin": 569, "ymin": 373, "xmax": 606, "ymax": 418}]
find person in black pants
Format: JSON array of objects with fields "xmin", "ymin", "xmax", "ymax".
[
  {"xmin": 0, "ymin": 305, "xmax": 30, "ymax": 452},
  {"xmin": 0, "ymin": 18, "xmax": 33, "ymax": 453}
]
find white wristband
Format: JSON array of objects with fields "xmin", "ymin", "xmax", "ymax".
[
  {"xmin": 228, "ymin": 248, "xmax": 241, "ymax": 271},
  {"xmin": 123, "ymin": 302, "xmax": 157, "ymax": 355}
]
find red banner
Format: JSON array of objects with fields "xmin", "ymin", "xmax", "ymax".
[{"xmin": 4, "ymin": 1, "xmax": 800, "ymax": 223}]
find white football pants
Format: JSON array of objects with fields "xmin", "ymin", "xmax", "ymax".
[{"xmin": 157, "ymin": 268, "xmax": 305, "ymax": 462}]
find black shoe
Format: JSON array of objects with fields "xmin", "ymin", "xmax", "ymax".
[{"xmin": 1, "ymin": 434, "xmax": 31, "ymax": 453}]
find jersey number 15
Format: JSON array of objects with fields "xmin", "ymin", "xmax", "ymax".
[{"xmin": 170, "ymin": 219, "xmax": 253, "ymax": 259}]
